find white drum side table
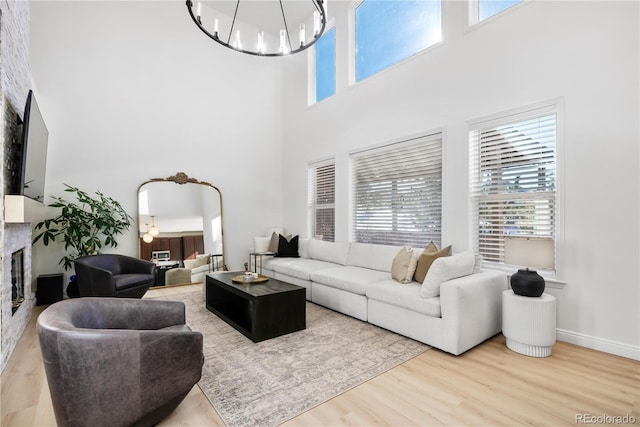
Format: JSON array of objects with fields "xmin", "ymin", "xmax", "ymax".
[{"xmin": 502, "ymin": 290, "xmax": 557, "ymax": 357}]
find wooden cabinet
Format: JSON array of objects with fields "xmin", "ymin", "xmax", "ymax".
[
  {"xmin": 139, "ymin": 235, "xmax": 204, "ymax": 261},
  {"xmin": 182, "ymin": 235, "xmax": 205, "ymax": 260}
]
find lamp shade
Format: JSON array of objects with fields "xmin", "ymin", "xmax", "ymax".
[
  {"xmin": 505, "ymin": 237, "xmax": 554, "ymax": 297},
  {"xmin": 504, "ymin": 237, "xmax": 554, "ymax": 270},
  {"xmin": 142, "ymin": 233, "xmax": 153, "ymax": 243}
]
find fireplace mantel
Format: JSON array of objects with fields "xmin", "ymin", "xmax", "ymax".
[{"xmin": 4, "ymin": 195, "xmax": 44, "ymax": 223}]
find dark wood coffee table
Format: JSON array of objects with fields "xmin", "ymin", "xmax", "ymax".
[{"xmin": 205, "ymin": 272, "xmax": 306, "ymax": 342}]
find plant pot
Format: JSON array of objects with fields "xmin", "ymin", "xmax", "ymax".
[{"xmin": 510, "ymin": 268, "xmax": 545, "ymax": 297}]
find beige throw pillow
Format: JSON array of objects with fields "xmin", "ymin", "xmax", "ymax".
[
  {"xmin": 413, "ymin": 242, "xmax": 452, "ymax": 283},
  {"xmin": 391, "ymin": 247, "xmax": 418, "ymax": 284},
  {"xmin": 267, "ymin": 232, "xmax": 279, "ymax": 253}
]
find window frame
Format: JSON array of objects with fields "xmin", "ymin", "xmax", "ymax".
[
  {"xmin": 468, "ymin": 99, "xmax": 564, "ymax": 282},
  {"xmin": 349, "ymin": 132, "xmax": 444, "ymax": 248},
  {"xmin": 468, "ymin": 0, "xmax": 527, "ymax": 29},
  {"xmin": 308, "ymin": 159, "xmax": 336, "ymax": 242}
]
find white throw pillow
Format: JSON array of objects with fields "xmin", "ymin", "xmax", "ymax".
[
  {"xmin": 420, "ymin": 251, "xmax": 475, "ymax": 298},
  {"xmin": 253, "ymin": 236, "xmax": 271, "ymax": 253},
  {"xmin": 183, "ymin": 259, "xmax": 197, "ymax": 269}
]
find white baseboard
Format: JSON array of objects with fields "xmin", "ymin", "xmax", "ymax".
[{"xmin": 557, "ymin": 328, "xmax": 640, "ymax": 361}]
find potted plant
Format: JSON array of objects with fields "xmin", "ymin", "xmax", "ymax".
[{"xmin": 33, "ymin": 184, "xmax": 133, "ymax": 296}]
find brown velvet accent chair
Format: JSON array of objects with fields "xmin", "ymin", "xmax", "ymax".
[
  {"xmin": 37, "ymin": 298, "xmax": 204, "ymax": 427},
  {"xmin": 74, "ymin": 254, "xmax": 156, "ymax": 298}
]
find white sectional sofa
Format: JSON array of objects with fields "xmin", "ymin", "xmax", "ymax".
[{"xmin": 262, "ymin": 238, "xmax": 508, "ymax": 355}]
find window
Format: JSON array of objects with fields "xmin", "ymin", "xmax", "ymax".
[
  {"xmin": 470, "ymin": 0, "xmax": 522, "ymax": 24},
  {"xmin": 355, "ymin": 0, "xmax": 441, "ymax": 82},
  {"xmin": 351, "ymin": 134, "xmax": 442, "ymax": 247},
  {"xmin": 469, "ymin": 105, "xmax": 557, "ymax": 270},
  {"xmin": 308, "ymin": 161, "xmax": 335, "ymax": 241},
  {"xmin": 314, "ymin": 27, "xmax": 336, "ymax": 103}
]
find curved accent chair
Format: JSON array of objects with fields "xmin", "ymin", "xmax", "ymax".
[
  {"xmin": 74, "ymin": 254, "xmax": 156, "ymax": 298},
  {"xmin": 37, "ymin": 298, "xmax": 204, "ymax": 427}
]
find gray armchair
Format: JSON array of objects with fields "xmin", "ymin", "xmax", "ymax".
[
  {"xmin": 37, "ymin": 298, "xmax": 204, "ymax": 427},
  {"xmin": 74, "ymin": 254, "xmax": 155, "ymax": 298}
]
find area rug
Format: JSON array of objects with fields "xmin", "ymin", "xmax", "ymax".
[{"xmin": 154, "ymin": 290, "xmax": 429, "ymax": 427}]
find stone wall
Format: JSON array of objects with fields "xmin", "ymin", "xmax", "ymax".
[{"xmin": 0, "ymin": 0, "xmax": 33, "ymax": 373}]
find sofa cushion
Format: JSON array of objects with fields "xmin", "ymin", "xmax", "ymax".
[
  {"xmin": 310, "ymin": 266, "xmax": 389, "ymax": 296},
  {"xmin": 298, "ymin": 238, "xmax": 310, "ymax": 258},
  {"xmin": 420, "ymin": 251, "xmax": 475, "ymax": 298},
  {"xmin": 308, "ymin": 239, "xmax": 350, "ymax": 265},
  {"xmin": 413, "ymin": 242, "xmax": 452, "ymax": 283},
  {"xmin": 347, "ymin": 242, "xmax": 402, "ymax": 272},
  {"xmin": 391, "ymin": 247, "xmax": 418, "ymax": 283},
  {"xmin": 366, "ymin": 280, "xmax": 441, "ymax": 318},
  {"xmin": 265, "ymin": 258, "xmax": 338, "ymax": 281}
]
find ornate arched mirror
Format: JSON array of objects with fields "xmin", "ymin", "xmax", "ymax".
[{"xmin": 137, "ymin": 172, "xmax": 225, "ymax": 287}]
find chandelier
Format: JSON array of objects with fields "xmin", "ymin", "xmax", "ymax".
[{"xmin": 186, "ymin": 0, "xmax": 327, "ymax": 56}]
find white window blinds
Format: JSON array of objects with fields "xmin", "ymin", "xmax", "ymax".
[
  {"xmin": 351, "ymin": 134, "xmax": 442, "ymax": 247},
  {"xmin": 308, "ymin": 162, "xmax": 335, "ymax": 242},
  {"xmin": 470, "ymin": 107, "xmax": 557, "ymax": 268}
]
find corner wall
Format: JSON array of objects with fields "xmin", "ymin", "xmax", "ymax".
[{"xmin": 281, "ymin": 1, "xmax": 640, "ymax": 358}]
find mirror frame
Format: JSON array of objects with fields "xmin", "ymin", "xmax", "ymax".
[{"xmin": 137, "ymin": 171, "xmax": 226, "ymax": 272}]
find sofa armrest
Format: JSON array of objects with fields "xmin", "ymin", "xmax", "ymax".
[{"xmin": 439, "ymin": 270, "xmax": 508, "ymax": 355}]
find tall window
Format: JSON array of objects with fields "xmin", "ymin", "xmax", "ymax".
[
  {"xmin": 470, "ymin": 0, "xmax": 522, "ymax": 24},
  {"xmin": 470, "ymin": 105, "xmax": 557, "ymax": 269},
  {"xmin": 355, "ymin": 0, "xmax": 441, "ymax": 82},
  {"xmin": 314, "ymin": 27, "xmax": 336, "ymax": 103},
  {"xmin": 351, "ymin": 134, "xmax": 442, "ymax": 247},
  {"xmin": 308, "ymin": 162, "xmax": 335, "ymax": 241}
]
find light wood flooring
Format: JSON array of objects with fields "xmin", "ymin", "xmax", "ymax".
[{"xmin": 2, "ymin": 284, "xmax": 638, "ymax": 426}]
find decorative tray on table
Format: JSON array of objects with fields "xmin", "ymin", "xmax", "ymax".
[{"xmin": 231, "ymin": 274, "xmax": 269, "ymax": 284}]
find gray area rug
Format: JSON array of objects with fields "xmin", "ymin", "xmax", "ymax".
[{"xmin": 156, "ymin": 290, "xmax": 429, "ymax": 427}]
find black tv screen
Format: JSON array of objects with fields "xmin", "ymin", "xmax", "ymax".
[{"xmin": 19, "ymin": 90, "xmax": 48, "ymax": 201}]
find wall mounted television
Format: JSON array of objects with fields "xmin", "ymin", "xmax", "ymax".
[{"xmin": 15, "ymin": 90, "xmax": 49, "ymax": 202}]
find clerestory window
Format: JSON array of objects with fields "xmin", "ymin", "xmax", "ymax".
[{"xmin": 355, "ymin": 0, "xmax": 442, "ymax": 82}]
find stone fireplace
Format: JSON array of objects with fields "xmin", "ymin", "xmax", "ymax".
[
  {"xmin": 1, "ymin": 0, "xmax": 33, "ymax": 373},
  {"xmin": 1, "ymin": 224, "xmax": 33, "ymax": 371}
]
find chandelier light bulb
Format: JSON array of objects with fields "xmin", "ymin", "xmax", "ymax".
[
  {"xmin": 313, "ymin": 11, "xmax": 321, "ymax": 37},
  {"xmin": 257, "ymin": 30, "xmax": 265, "ymax": 54},
  {"xmin": 299, "ymin": 23, "xmax": 306, "ymax": 47},
  {"xmin": 143, "ymin": 233, "xmax": 153, "ymax": 243},
  {"xmin": 235, "ymin": 29, "xmax": 242, "ymax": 49},
  {"xmin": 279, "ymin": 29, "xmax": 288, "ymax": 53},
  {"xmin": 213, "ymin": 18, "xmax": 219, "ymax": 38}
]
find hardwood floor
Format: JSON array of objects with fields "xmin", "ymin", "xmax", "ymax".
[{"xmin": 2, "ymin": 284, "xmax": 638, "ymax": 426}]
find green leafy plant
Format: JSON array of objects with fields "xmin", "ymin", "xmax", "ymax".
[{"xmin": 33, "ymin": 184, "xmax": 133, "ymax": 270}]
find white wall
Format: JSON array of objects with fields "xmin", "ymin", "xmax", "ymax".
[
  {"xmin": 281, "ymin": 1, "xmax": 639, "ymax": 358},
  {"xmin": 29, "ymin": 1, "xmax": 286, "ymax": 274}
]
